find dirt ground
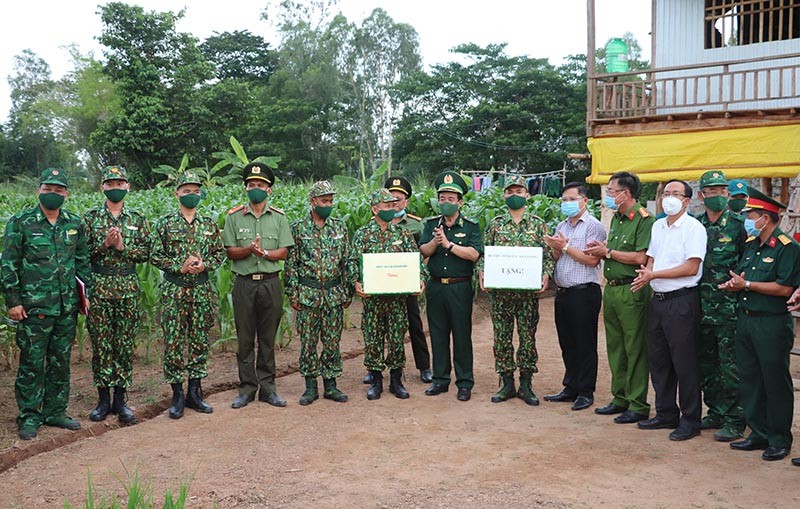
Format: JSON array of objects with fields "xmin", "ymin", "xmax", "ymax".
[{"xmin": 1, "ymin": 295, "xmax": 800, "ymax": 508}]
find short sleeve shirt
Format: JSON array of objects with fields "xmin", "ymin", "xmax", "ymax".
[
  {"xmin": 736, "ymin": 228, "xmax": 800, "ymax": 314},
  {"xmin": 222, "ymin": 205, "xmax": 295, "ymax": 275},
  {"xmin": 646, "ymin": 212, "xmax": 707, "ymax": 292},
  {"xmin": 604, "ymin": 203, "xmax": 655, "ymax": 281}
]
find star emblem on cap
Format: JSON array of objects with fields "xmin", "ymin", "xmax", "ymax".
[
  {"xmin": 252, "ymin": 167, "xmax": 261, "ymax": 174},
  {"xmin": 111, "ymin": 167, "xmax": 119, "ymax": 173},
  {"xmin": 393, "ymin": 179, "xmax": 400, "ymax": 186},
  {"xmin": 444, "ymin": 174, "xmax": 453, "ymax": 184},
  {"xmin": 736, "ymin": 183, "xmax": 743, "ymax": 188},
  {"xmin": 52, "ymin": 170, "xmax": 59, "ymax": 175},
  {"xmin": 712, "ymin": 172, "xmax": 720, "ymax": 178}
]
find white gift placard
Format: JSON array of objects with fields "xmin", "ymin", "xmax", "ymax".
[
  {"xmin": 362, "ymin": 252, "xmax": 421, "ymax": 295},
  {"xmin": 483, "ymin": 246, "xmax": 543, "ymax": 290}
]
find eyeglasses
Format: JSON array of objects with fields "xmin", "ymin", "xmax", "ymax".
[
  {"xmin": 605, "ymin": 187, "xmax": 626, "ymax": 196},
  {"xmin": 662, "ymin": 192, "xmax": 686, "ymax": 198}
]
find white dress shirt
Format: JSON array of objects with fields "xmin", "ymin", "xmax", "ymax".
[{"xmin": 646, "ymin": 212, "xmax": 707, "ymax": 293}]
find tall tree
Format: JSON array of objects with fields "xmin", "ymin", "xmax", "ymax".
[{"xmin": 200, "ymin": 30, "xmax": 277, "ymax": 83}]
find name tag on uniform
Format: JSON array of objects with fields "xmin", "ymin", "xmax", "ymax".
[
  {"xmin": 455, "ymin": 233, "xmax": 466, "ymax": 238},
  {"xmin": 126, "ymin": 225, "xmax": 139, "ymax": 231},
  {"xmin": 391, "ymin": 240, "xmax": 403, "ymax": 245},
  {"xmin": 203, "ymin": 231, "xmax": 214, "ymax": 236},
  {"xmin": 238, "ymin": 228, "xmax": 252, "ymax": 233},
  {"xmin": 763, "ymin": 257, "xmax": 774, "ymax": 263}
]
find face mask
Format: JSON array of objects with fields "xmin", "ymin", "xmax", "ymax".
[
  {"xmin": 247, "ymin": 188, "xmax": 268, "ymax": 204},
  {"xmin": 39, "ymin": 192, "xmax": 65, "ymax": 210},
  {"xmin": 393, "ymin": 208, "xmax": 406, "ymax": 218},
  {"xmin": 505, "ymin": 195, "xmax": 527, "ymax": 210},
  {"xmin": 728, "ymin": 198, "xmax": 747, "ymax": 213},
  {"xmin": 439, "ymin": 202, "xmax": 459, "ymax": 217},
  {"xmin": 744, "ymin": 217, "xmax": 763, "ymax": 237},
  {"xmin": 661, "ymin": 196, "xmax": 684, "ymax": 216},
  {"xmin": 179, "ymin": 193, "xmax": 201, "ymax": 209},
  {"xmin": 603, "ymin": 195, "xmax": 619, "ymax": 211},
  {"xmin": 702, "ymin": 195, "xmax": 727, "ymax": 212},
  {"xmin": 314, "ymin": 205, "xmax": 333, "ymax": 219},
  {"xmin": 104, "ymin": 189, "xmax": 127, "ymax": 203},
  {"xmin": 561, "ymin": 201, "xmax": 581, "ymax": 218},
  {"xmin": 377, "ymin": 209, "xmax": 396, "ymax": 223}
]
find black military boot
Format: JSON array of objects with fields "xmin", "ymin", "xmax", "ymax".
[
  {"xmin": 366, "ymin": 371, "xmax": 383, "ymax": 400},
  {"xmin": 299, "ymin": 377, "xmax": 319, "ymax": 406},
  {"xmin": 323, "ymin": 378, "xmax": 348, "ymax": 402},
  {"xmin": 388, "ymin": 369, "xmax": 410, "ymax": 399},
  {"xmin": 89, "ymin": 387, "xmax": 111, "ymax": 422},
  {"xmin": 169, "ymin": 383, "xmax": 185, "ymax": 419},
  {"xmin": 491, "ymin": 372, "xmax": 516, "ymax": 403},
  {"xmin": 185, "ymin": 378, "xmax": 213, "ymax": 413},
  {"xmin": 112, "ymin": 386, "xmax": 137, "ymax": 424},
  {"xmin": 517, "ymin": 370, "xmax": 540, "ymax": 406}
]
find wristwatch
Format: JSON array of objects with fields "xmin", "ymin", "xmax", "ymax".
[
  {"xmin": 447, "ymin": 244, "xmax": 455, "ymax": 252},
  {"xmin": 745, "ymin": 280, "xmax": 751, "ymax": 290},
  {"xmin": 561, "ymin": 243, "xmax": 569, "ymax": 254},
  {"xmin": 263, "ymin": 250, "xmax": 270, "ymax": 260},
  {"xmin": 605, "ymin": 249, "xmax": 613, "ymax": 260}
]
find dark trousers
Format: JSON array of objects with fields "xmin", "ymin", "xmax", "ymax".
[
  {"xmin": 647, "ymin": 290, "xmax": 702, "ymax": 430},
  {"xmin": 407, "ymin": 294, "xmax": 430, "ymax": 370},
  {"xmin": 426, "ymin": 280, "xmax": 474, "ymax": 389},
  {"xmin": 233, "ymin": 275, "xmax": 282, "ymax": 398},
  {"xmin": 554, "ymin": 283, "xmax": 602, "ymax": 397}
]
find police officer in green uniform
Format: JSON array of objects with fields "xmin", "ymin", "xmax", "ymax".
[
  {"xmin": 223, "ymin": 162, "xmax": 295, "ymax": 409},
  {"xmin": 420, "ymin": 171, "xmax": 483, "ymax": 402},
  {"xmin": 695, "ymin": 170, "xmax": 746, "ymax": 441},
  {"xmin": 1, "ymin": 168, "xmax": 92, "ymax": 440},
  {"xmin": 727, "ymin": 179, "xmax": 749, "ymax": 214},
  {"xmin": 720, "ymin": 187, "xmax": 800, "ymax": 461},
  {"xmin": 585, "ymin": 171, "xmax": 653, "ymax": 424},
  {"xmin": 84, "ymin": 165, "xmax": 150, "ymax": 425}
]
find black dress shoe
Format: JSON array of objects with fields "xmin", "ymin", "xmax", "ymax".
[
  {"xmin": 762, "ymin": 446, "xmax": 791, "ymax": 461},
  {"xmin": 231, "ymin": 394, "xmax": 255, "ymax": 409},
  {"xmin": 419, "ymin": 369, "xmax": 433, "ymax": 383},
  {"xmin": 259, "ymin": 392, "xmax": 287, "ymax": 407},
  {"xmin": 544, "ymin": 390, "xmax": 577, "ymax": 402},
  {"xmin": 614, "ymin": 410, "xmax": 648, "ymax": 424},
  {"xmin": 637, "ymin": 415, "xmax": 679, "ymax": 430},
  {"xmin": 571, "ymin": 395, "xmax": 593, "ymax": 411},
  {"xmin": 595, "ymin": 403, "xmax": 627, "ymax": 415},
  {"xmin": 425, "ymin": 383, "xmax": 449, "ymax": 396},
  {"xmin": 791, "ymin": 457, "xmax": 800, "ymax": 466},
  {"xmin": 730, "ymin": 438, "xmax": 769, "ymax": 451},
  {"xmin": 669, "ymin": 427, "xmax": 700, "ymax": 441},
  {"xmin": 457, "ymin": 388, "xmax": 471, "ymax": 401}
]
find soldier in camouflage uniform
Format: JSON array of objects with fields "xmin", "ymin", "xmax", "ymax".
[
  {"xmin": 284, "ymin": 181, "xmax": 353, "ymax": 405},
  {"xmin": 478, "ymin": 176, "xmax": 554, "ymax": 406},
  {"xmin": 1, "ymin": 168, "xmax": 92, "ymax": 440},
  {"xmin": 151, "ymin": 171, "xmax": 225, "ymax": 419},
  {"xmin": 696, "ymin": 170, "xmax": 747, "ymax": 441},
  {"xmin": 84, "ymin": 166, "xmax": 150, "ymax": 425},
  {"xmin": 351, "ymin": 189, "xmax": 426, "ymax": 400}
]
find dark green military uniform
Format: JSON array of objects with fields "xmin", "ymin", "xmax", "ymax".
[
  {"xmin": 420, "ymin": 172, "xmax": 483, "ymax": 391},
  {"xmin": 603, "ymin": 203, "xmax": 654, "ymax": 416},
  {"xmin": 696, "ymin": 171, "xmax": 747, "ymax": 436},
  {"xmin": 733, "ymin": 190, "xmax": 800, "ymax": 451},
  {"xmin": 0, "ymin": 168, "xmax": 92, "ymax": 435}
]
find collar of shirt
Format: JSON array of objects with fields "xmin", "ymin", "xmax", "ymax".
[
  {"xmin": 660, "ymin": 211, "xmax": 690, "ymax": 230},
  {"xmin": 244, "ymin": 205, "xmax": 272, "ymax": 217},
  {"xmin": 103, "ymin": 203, "xmax": 128, "ymax": 219},
  {"xmin": 615, "ymin": 204, "xmax": 641, "ymax": 221},
  {"xmin": 440, "ymin": 212, "xmax": 464, "ymax": 228}
]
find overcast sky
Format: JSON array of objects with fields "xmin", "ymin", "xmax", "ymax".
[{"xmin": 0, "ymin": 0, "xmax": 650, "ymax": 122}]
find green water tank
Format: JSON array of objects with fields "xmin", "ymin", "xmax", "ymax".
[{"xmin": 605, "ymin": 38, "xmax": 629, "ymax": 73}]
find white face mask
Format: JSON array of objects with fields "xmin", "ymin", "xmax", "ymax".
[{"xmin": 661, "ymin": 196, "xmax": 684, "ymax": 216}]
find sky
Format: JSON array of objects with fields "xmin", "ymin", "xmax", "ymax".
[{"xmin": 0, "ymin": 0, "xmax": 651, "ymax": 122}]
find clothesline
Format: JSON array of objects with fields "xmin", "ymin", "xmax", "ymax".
[{"xmin": 460, "ymin": 167, "xmax": 566, "ymax": 197}]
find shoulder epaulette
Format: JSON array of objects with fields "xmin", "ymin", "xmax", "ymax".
[
  {"xmin": 746, "ymin": 235, "xmax": 757, "ymax": 243},
  {"xmin": 426, "ymin": 215, "xmax": 442, "ymax": 222},
  {"xmin": 779, "ymin": 234, "xmax": 792, "ymax": 245},
  {"xmin": 638, "ymin": 208, "xmax": 651, "ymax": 218},
  {"xmin": 269, "ymin": 205, "xmax": 285, "ymax": 215},
  {"xmin": 462, "ymin": 216, "xmax": 477, "ymax": 224},
  {"xmin": 406, "ymin": 213, "xmax": 421, "ymax": 221},
  {"xmin": 227, "ymin": 205, "xmax": 245, "ymax": 215}
]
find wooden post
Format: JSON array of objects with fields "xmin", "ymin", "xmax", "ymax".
[
  {"xmin": 781, "ymin": 177, "xmax": 790, "ymax": 205},
  {"xmin": 763, "ymin": 177, "xmax": 773, "ymax": 197},
  {"xmin": 587, "ymin": 0, "xmax": 596, "ymax": 138}
]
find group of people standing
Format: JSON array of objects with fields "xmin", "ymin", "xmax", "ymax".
[{"xmin": 2, "ymin": 164, "xmax": 800, "ymax": 469}]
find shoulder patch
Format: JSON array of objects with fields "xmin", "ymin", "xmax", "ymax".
[
  {"xmin": 426, "ymin": 215, "xmax": 442, "ymax": 222},
  {"xmin": 227, "ymin": 205, "xmax": 245, "ymax": 215},
  {"xmin": 269, "ymin": 205, "xmax": 285, "ymax": 215},
  {"xmin": 779, "ymin": 234, "xmax": 792, "ymax": 245},
  {"xmin": 746, "ymin": 235, "xmax": 757, "ymax": 243},
  {"xmin": 461, "ymin": 216, "xmax": 477, "ymax": 225},
  {"xmin": 406, "ymin": 213, "xmax": 421, "ymax": 221},
  {"xmin": 638, "ymin": 208, "xmax": 650, "ymax": 218}
]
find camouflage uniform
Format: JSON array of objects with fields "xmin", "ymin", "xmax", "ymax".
[
  {"xmin": 0, "ymin": 168, "xmax": 92, "ymax": 432},
  {"xmin": 84, "ymin": 202, "xmax": 150, "ymax": 388}
]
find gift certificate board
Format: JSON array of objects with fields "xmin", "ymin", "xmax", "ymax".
[
  {"xmin": 362, "ymin": 252, "xmax": 421, "ymax": 295},
  {"xmin": 483, "ymin": 246, "xmax": 543, "ymax": 290}
]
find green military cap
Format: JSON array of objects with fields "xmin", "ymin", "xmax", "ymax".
[
  {"xmin": 384, "ymin": 176, "xmax": 412, "ymax": 196},
  {"xmin": 699, "ymin": 170, "xmax": 727, "ymax": 188},
  {"xmin": 176, "ymin": 171, "xmax": 203, "ymax": 188},
  {"xmin": 310, "ymin": 180, "xmax": 336, "ymax": 197},
  {"xmin": 101, "ymin": 165, "xmax": 128, "ymax": 182},
  {"xmin": 40, "ymin": 167, "xmax": 69, "ymax": 187},
  {"xmin": 369, "ymin": 188, "xmax": 399, "ymax": 205},
  {"xmin": 728, "ymin": 179, "xmax": 749, "ymax": 196},
  {"xmin": 503, "ymin": 175, "xmax": 527, "ymax": 191},
  {"xmin": 243, "ymin": 162, "xmax": 275, "ymax": 186},
  {"xmin": 743, "ymin": 186, "xmax": 786, "ymax": 213},
  {"xmin": 433, "ymin": 171, "xmax": 468, "ymax": 195}
]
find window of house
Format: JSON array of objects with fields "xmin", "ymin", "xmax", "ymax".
[{"xmin": 705, "ymin": 0, "xmax": 800, "ymax": 49}]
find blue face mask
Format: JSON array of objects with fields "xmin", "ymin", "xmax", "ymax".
[
  {"xmin": 393, "ymin": 208, "xmax": 406, "ymax": 218},
  {"xmin": 744, "ymin": 217, "xmax": 762, "ymax": 237},
  {"xmin": 561, "ymin": 201, "xmax": 581, "ymax": 218},
  {"xmin": 603, "ymin": 195, "xmax": 619, "ymax": 211}
]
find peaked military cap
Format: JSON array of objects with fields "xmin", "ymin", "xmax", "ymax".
[
  {"xmin": 728, "ymin": 179, "xmax": 749, "ymax": 196},
  {"xmin": 369, "ymin": 188, "xmax": 399, "ymax": 205},
  {"xmin": 434, "ymin": 171, "xmax": 468, "ymax": 195},
  {"xmin": 243, "ymin": 162, "xmax": 275, "ymax": 186},
  {"xmin": 384, "ymin": 176, "xmax": 412, "ymax": 196},
  {"xmin": 310, "ymin": 180, "xmax": 336, "ymax": 198},
  {"xmin": 743, "ymin": 186, "xmax": 786, "ymax": 214},
  {"xmin": 176, "ymin": 171, "xmax": 202, "ymax": 188},
  {"xmin": 40, "ymin": 167, "xmax": 69, "ymax": 187},
  {"xmin": 101, "ymin": 165, "xmax": 128, "ymax": 182},
  {"xmin": 699, "ymin": 170, "xmax": 727, "ymax": 188}
]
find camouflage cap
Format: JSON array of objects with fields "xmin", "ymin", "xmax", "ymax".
[
  {"xmin": 728, "ymin": 179, "xmax": 749, "ymax": 196},
  {"xmin": 40, "ymin": 167, "xmax": 69, "ymax": 188},
  {"xmin": 384, "ymin": 176, "xmax": 412, "ymax": 196},
  {"xmin": 504, "ymin": 175, "xmax": 528, "ymax": 191},
  {"xmin": 176, "ymin": 171, "xmax": 203, "ymax": 188},
  {"xmin": 433, "ymin": 171, "xmax": 468, "ymax": 195},
  {"xmin": 369, "ymin": 188, "xmax": 399, "ymax": 205},
  {"xmin": 310, "ymin": 180, "xmax": 336, "ymax": 198},
  {"xmin": 699, "ymin": 170, "xmax": 727, "ymax": 188},
  {"xmin": 101, "ymin": 165, "xmax": 128, "ymax": 182},
  {"xmin": 243, "ymin": 162, "xmax": 274, "ymax": 185}
]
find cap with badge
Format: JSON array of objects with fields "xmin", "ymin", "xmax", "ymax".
[
  {"xmin": 743, "ymin": 186, "xmax": 787, "ymax": 214},
  {"xmin": 433, "ymin": 171, "xmax": 469, "ymax": 195},
  {"xmin": 176, "ymin": 171, "xmax": 203, "ymax": 188},
  {"xmin": 699, "ymin": 170, "xmax": 727, "ymax": 188},
  {"xmin": 369, "ymin": 188, "xmax": 399, "ymax": 205},
  {"xmin": 728, "ymin": 179, "xmax": 749, "ymax": 196},
  {"xmin": 503, "ymin": 175, "xmax": 527, "ymax": 191},
  {"xmin": 101, "ymin": 165, "xmax": 128, "ymax": 182},
  {"xmin": 385, "ymin": 176, "xmax": 412, "ymax": 197},
  {"xmin": 310, "ymin": 180, "xmax": 336, "ymax": 198},
  {"xmin": 40, "ymin": 167, "xmax": 69, "ymax": 188},
  {"xmin": 243, "ymin": 162, "xmax": 275, "ymax": 186}
]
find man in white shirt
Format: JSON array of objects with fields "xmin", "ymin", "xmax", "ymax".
[{"xmin": 631, "ymin": 179, "xmax": 707, "ymax": 441}]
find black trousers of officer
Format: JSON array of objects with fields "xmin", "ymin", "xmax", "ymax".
[
  {"xmin": 647, "ymin": 289, "xmax": 702, "ymax": 430},
  {"xmin": 407, "ymin": 294, "xmax": 430, "ymax": 370},
  {"xmin": 553, "ymin": 283, "xmax": 602, "ymax": 398}
]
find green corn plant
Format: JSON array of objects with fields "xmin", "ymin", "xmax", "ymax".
[
  {"xmin": 136, "ymin": 263, "xmax": 162, "ymax": 364},
  {"xmin": 210, "ymin": 261, "xmax": 237, "ymax": 352}
]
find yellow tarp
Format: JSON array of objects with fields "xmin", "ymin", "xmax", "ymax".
[{"xmin": 586, "ymin": 124, "xmax": 800, "ymax": 184}]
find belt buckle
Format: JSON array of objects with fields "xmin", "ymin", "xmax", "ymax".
[
  {"xmin": 441, "ymin": 277, "xmax": 450, "ymax": 285},
  {"xmin": 252, "ymin": 274, "xmax": 264, "ymax": 281},
  {"xmin": 654, "ymin": 292, "xmax": 665, "ymax": 301}
]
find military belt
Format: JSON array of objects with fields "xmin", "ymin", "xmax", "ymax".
[
  {"xmin": 607, "ymin": 278, "xmax": 635, "ymax": 286},
  {"xmin": 433, "ymin": 276, "xmax": 471, "ymax": 285},
  {"xmin": 652, "ymin": 286, "xmax": 697, "ymax": 301},
  {"xmin": 741, "ymin": 308, "xmax": 788, "ymax": 317},
  {"xmin": 91, "ymin": 264, "xmax": 136, "ymax": 276},
  {"xmin": 238, "ymin": 272, "xmax": 280, "ymax": 281},
  {"xmin": 163, "ymin": 272, "xmax": 209, "ymax": 288},
  {"xmin": 298, "ymin": 276, "xmax": 342, "ymax": 289}
]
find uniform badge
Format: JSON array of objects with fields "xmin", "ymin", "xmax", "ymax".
[
  {"xmin": 769, "ymin": 237, "xmax": 777, "ymax": 248},
  {"xmin": 52, "ymin": 170, "xmax": 59, "ymax": 175},
  {"xmin": 718, "ymin": 235, "xmax": 731, "ymax": 243},
  {"xmin": 455, "ymin": 233, "xmax": 466, "ymax": 238},
  {"xmin": 392, "ymin": 240, "xmax": 402, "ymax": 245},
  {"xmin": 628, "ymin": 211, "xmax": 635, "ymax": 220},
  {"xmin": 763, "ymin": 257, "xmax": 774, "ymax": 263},
  {"xmin": 126, "ymin": 225, "xmax": 139, "ymax": 231},
  {"xmin": 203, "ymin": 231, "xmax": 214, "ymax": 236},
  {"xmin": 393, "ymin": 179, "xmax": 400, "ymax": 186},
  {"xmin": 111, "ymin": 167, "xmax": 120, "ymax": 174},
  {"xmin": 444, "ymin": 174, "xmax": 453, "ymax": 184},
  {"xmin": 67, "ymin": 229, "xmax": 77, "ymax": 235},
  {"xmin": 252, "ymin": 167, "xmax": 261, "ymax": 174}
]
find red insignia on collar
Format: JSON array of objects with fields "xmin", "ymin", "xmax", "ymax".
[
  {"xmin": 628, "ymin": 211, "xmax": 635, "ymax": 220},
  {"xmin": 769, "ymin": 237, "xmax": 777, "ymax": 248}
]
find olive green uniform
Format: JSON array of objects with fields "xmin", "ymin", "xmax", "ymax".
[
  {"xmin": 603, "ymin": 204, "xmax": 654, "ymax": 415},
  {"xmin": 396, "ymin": 213, "xmax": 430, "ymax": 371}
]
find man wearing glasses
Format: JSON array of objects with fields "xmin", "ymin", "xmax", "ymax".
[{"xmin": 585, "ymin": 171, "xmax": 654, "ymax": 425}]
